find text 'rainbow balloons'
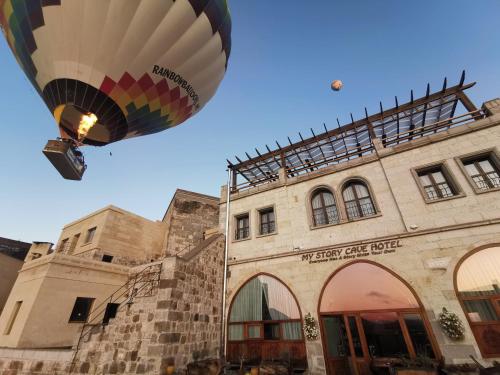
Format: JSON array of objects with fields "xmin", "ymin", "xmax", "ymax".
[{"xmin": 0, "ymin": 0, "xmax": 231, "ymax": 146}]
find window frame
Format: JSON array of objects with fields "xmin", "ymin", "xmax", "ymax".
[
  {"xmin": 4, "ymin": 301, "xmax": 22, "ymax": 335},
  {"xmin": 455, "ymin": 149, "xmax": 500, "ymax": 194},
  {"xmin": 310, "ymin": 188, "xmax": 340, "ymax": 228},
  {"xmin": 256, "ymin": 205, "xmax": 277, "ymax": 237},
  {"xmin": 84, "ymin": 227, "xmax": 97, "ymax": 244},
  {"xmin": 341, "ymin": 179, "xmax": 378, "ymax": 221},
  {"xmin": 102, "ymin": 254, "xmax": 113, "ymax": 263},
  {"xmin": 454, "ymin": 244, "xmax": 500, "ymax": 358},
  {"xmin": 68, "ymin": 297, "xmax": 95, "ymax": 323},
  {"xmin": 68, "ymin": 233, "xmax": 80, "ymax": 254},
  {"xmin": 411, "ymin": 161, "xmax": 464, "ymax": 204},
  {"xmin": 227, "ymin": 273, "xmax": 306, "ymax": 345},
  {"xmin": 59, "ymin": 238, "xmax": 69, "ymax": 253},
  {"xmin": 233, "ymin": 212, "xmax": 251, "ymax": 242}
]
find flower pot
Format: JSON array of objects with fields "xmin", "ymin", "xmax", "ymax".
[
  {"xmin": 251, "ymin": 367, "xmax": 259, "ymax": 375},
  {"xmin": 166, "ymin": 365, "xmax": 175, "ymax": 375}
]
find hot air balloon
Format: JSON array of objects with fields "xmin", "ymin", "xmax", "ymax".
[
  {"xmin": 331, "ymin": 80, "xmax": 343, "ymax": 91},
  {"xmin": 0, "ymin": 0, "xmax": 231, "ymax": 180}
]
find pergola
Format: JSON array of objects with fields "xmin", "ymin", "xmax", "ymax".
[{"xmin": 228, "ymin": 72, "xmax": 484, "ymax": 191}]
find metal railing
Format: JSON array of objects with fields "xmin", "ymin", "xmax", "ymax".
[
  {"xmin": 231, "ymin": 109, "xmax": 486, "ymax": 193},
  {"xmin": 68, "ymin": 262, "xmax": 162, "ymax": 374}
]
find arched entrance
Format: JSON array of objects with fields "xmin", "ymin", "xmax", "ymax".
[
  {"xmin": 227, "ymin": 273, "xmax": 306, "ymax": 365},
  {"xmin": 455, "ymin": 246, "xmax": 500, "ymax": 357},
  {"xmin": 318, "ymin": 261, "xmax": 439, "ymax": 375}
]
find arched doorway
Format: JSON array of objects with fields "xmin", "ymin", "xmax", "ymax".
[
  {"xmin": 318, "ymin": 261, "xmax": 438, "ymax": 375},
  {"xmin": 227, "ymin": 274, "xmax": 306, "ymax": 365},
  {"xmin": 455, "ymin": 246, "xmax": 500, "ymax": 357}
]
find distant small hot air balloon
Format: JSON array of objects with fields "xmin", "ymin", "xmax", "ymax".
[
  {"xmin": 0, "ymin": 0, "xmax": 231, "ymax": 180},
  {"xmin": 331, "ymin": 80, "xmax": 343, "ymax": 91}
]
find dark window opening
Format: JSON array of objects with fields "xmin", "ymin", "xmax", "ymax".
[
  {"xmin": 417, "ymin": 166, "xmax": 456, "ymax": 200},
  {"xmin": 102, "ymin": 303, "xmax": 119, "ymax": 325},
  {"xmin": 463, "ymin": 155, "xmax": 500, "ymax": 191},
  {"xmin": 235, "ymin": 214, "xmax": 249, "ymax": 240},
  {"xmin": 259, "ymin": 208, "xmax": 275, "ymax": 235},
  {"xmin": 68, "ymin": 234, "xmax": 80, "ymax": 254},
  {"xmin": 4, "ymin": 301, "xmax": 22, "ymax": 335},
  {"xmin": 102, "ymin": 255, "xmax": 113, "ymax": 263},
  {"xmin": 263, "ymin": 323, "xmax": 280, "ymax": 340},
  {"xmin": 85, "ymin": 227, "xmax": 97, "ymax": 243},
  {"xmin": 69, "ymin": 297, "xmax": 94, "ymax": 323}
]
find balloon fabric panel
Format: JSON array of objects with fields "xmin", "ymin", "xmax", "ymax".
[{"xmin": 0, "ymin": 0, "xmax": 231, "ymax": 145}]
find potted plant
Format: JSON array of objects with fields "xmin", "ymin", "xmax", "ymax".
[{"xmin": 393, "ymin": 356, "xmax": 439, "ymax": 375}]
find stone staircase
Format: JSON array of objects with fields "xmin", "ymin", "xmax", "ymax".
[{"xmin": 70, "ymin": 233, "xmax": 225, "ymax": 375}]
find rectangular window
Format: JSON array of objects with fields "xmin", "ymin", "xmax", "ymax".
[
  {"xmin": 463, "ymin": 299, "xmax": 499, "ymax": 322},
  {"xmin": 259, "ymin": 207, "xmax": 275, "ymax": 235},
  {"xmin": 282, "ymin": 321, "xmax": 302, "ymax": 340},
  {"xmin": 102, "ymin": 303, "xmax": 119, "ymax": 325},
  {"xmin": 235, "ymin": 214, "xmax": 249, "ymax": 240},
  {"xmin": 69, "ymin": 297, "xmax": 94, "ymax": 323},
  {"xmin": 462, "ymin": 155, "xmax": 500, "ymax": 191},
  {"xmin": 403, "ymin": 313, "xmax": 435, "ymax": 358},
  {"xmin": 68, "ymin": 234, "xmax": 80, "ymax": 254},
  {"xmin": 59, "ymin": 238, "xmax": 69, "ymax": 253},
  {"xmin": 263, "ymin": 323, "xmax": 280, "ymax": 340},
  {"xmin": 417, "ymin": 166, "xmax": 456, "ymax": 201},
  {"xmin": 228, "ymin": 324, "xmax": 244, "ymax": 341},
  {"xmin": 85, "ymin": 227, "xmax": 97, "ymax": 243},
  {"xmin": 4, "ymin": 301, "xmax": 22, "ymax": 335},
  {"xmin": 361, "ymin": 312, "xmax": 408, "ymax": 358},
  {"xmin": 102, "ymin": 255, "xmax": 113, "ymax": 263},
  {"xmin": 248, "ymin": 324, "xmax": 262, "ymax": 339}
]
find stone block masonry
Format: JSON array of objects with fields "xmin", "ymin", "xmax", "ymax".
[
  {"xmin": 71, "ymin": 234, "xmax": 225, "ymax": 375},
  {"xmin": 0, "ymin": 234, "xmax": 225, "ymax": 375}
]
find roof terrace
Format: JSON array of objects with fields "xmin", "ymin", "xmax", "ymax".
[{"xmin": 228, "ymin": 72, "xmax": 487, "ymax": 192}]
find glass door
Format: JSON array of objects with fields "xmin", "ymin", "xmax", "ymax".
[
  {"xmin": 346, "ymin": 315, "xmax": 371, "ymax": 375},
  {"xmin": 322, "ymin": 315, "xmax": 353, "ymax": 375}
]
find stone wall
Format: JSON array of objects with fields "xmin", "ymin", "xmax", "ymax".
[
  {"xmin": 0, "ymin": 253, "xmax": 23, "ymax": 314},
  {"xmin": 0, "ymin": 348, "xmax": 72, "ymax": 375},
  {"xmin": 162, "ymin": 190, "xmax": 220, "ymax": 255},
  {"xmin": 71, "ymin": 234, "xmax": 225, "ymax": 375}
]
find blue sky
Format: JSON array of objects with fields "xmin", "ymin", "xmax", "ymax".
[{"xmin": 1, "ymin": 0, "xmax": 499, "ymax": 243}]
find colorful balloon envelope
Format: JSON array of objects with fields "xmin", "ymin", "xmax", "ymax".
[{"xmin": 0, "ymin": 0, "xmax": 231, "ymax": 146}]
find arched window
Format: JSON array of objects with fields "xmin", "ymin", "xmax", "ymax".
[
  {"xmin": 456, "ymin": 247, "xmax": 500, "ymax": 357},
  {"xmin": 311, "ymin": 189, "xmax": 339, "ymax": 226},
  {"xmin": 228, "ymin": 274, "xmax": 306, "ymax": 363},
  {"xmin": 319, "ymin": 262, "xmax": 436, "ymax": 374},
  {"xmin": 342, "ymin": 180, "xmax": 376, "ymax": 220}
]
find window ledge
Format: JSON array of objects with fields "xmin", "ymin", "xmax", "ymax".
[
  {"xmin": 471, "ymin": 186, "xmax": 500, "ymax": 195},
  {"xmin": 423, "ymin": 192, "xmax": 466, "ymax": 204},
  {"xmin": 345, "ymin": 212, "xmax": 382, "ymax": 223},
  {"xmin": 232, "ymin": 237, "xmax": 251, "ymax": 243},
  {"xmin": 310, "ymin": 213, "xmax": 382, "ymax": 229},
  {"xmin": 309, "ymin": 221, "xmax": 341, "ymax": 231},
  {"xmin": 255, "ymin": 231, "xmax": 278, "ymax": 239}
]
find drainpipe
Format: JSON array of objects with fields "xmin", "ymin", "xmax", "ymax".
[{"xmin": 221, "ymin": 167, "xmax": 232, "ymax": 360}]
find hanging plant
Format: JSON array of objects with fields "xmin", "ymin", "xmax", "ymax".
[
  {"xmin": 439, "ymin": 307, "xmax": 465, "ymax": 340},
  {"xmin": 303, "ymin": 313, "xmax": 319, "ymax": 341}
]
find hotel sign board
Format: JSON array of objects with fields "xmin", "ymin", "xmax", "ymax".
[{"xmin": 301, "ymin": 240, "xmax": 402, "ymax": 264}]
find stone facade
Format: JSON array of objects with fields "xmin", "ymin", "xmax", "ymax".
[
  {"xmin": 0, "ymin": 253, "xmax": 23, "ymax": 315},
  {"xmin": 222, "ymin": 100, "xmax": 500, "ymax": 374},
  {"xmin": 162, "ymin": 190, "xmax": 220, "ymax": 255},
  {"xmin": 70, "ymin": 234, "xmax": 225, "ymax": 375},
  {"xmin": 0, "ymin": 189, "xmax": 224, "ymax": 375}
]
